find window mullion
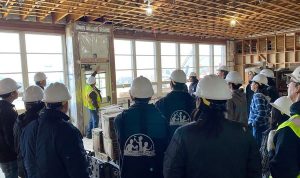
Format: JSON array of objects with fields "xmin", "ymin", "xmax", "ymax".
[
  {"xmin": 19, "ymin": 32, "xmax": 29, "ymax": 89},
  {"xmin": 156, "ymin": 41, "xmax": 162, "ymax": 96},
  {"xmin": 132, "ymin": 40, "xmax": 137, "ymax": 78}
]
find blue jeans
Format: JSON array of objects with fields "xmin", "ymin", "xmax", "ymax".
[
  {"xmin": 87, "ymin": 109, "xmax": 100, "ymax": 137},
  {"xmin": 0, "ymin": 160, "xmax": 18, "ymax": 178}
]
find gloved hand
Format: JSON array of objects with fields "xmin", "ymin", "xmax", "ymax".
[{"xmin": 267, "ymin": 130, "xmax": 276, "ymax": 152}]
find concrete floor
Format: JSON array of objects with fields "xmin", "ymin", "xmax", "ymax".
[{"xmin": 0, "ymin": 138, "xmax": 93, "ymax": 177}]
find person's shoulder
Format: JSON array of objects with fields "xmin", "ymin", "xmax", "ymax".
[{"xmin": 175, "ymin": 121, "xmax": 199, "ymax": 134}]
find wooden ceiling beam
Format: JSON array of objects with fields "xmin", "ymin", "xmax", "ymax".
[
  {"xmin": 235, "ymin": 1, "xmax": 300, "ymax": 22},
  {"xmin": 51, "ymin": 12, "xmax": 68, "ymax": 23},
  {"xmin": 66, "ymin": 14, "xmax": 84, "ymax": 22}
]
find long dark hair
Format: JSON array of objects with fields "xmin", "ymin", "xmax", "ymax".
[
  {"xmin": 270, "ymin": 107, "xmax": 289, "ymax": 129},
  {"xmin": 254, "ymin": 82, "xmax": 268, "ymax": 96},
  {"xmin": 192, "ymin": 98, "xmax": 227, "ymax": 138}
]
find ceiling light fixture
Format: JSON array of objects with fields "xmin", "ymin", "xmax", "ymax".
[
  {"xmin": 144, "ymin": 0, "xmax": 153, "ymax": 16},
  {"xmin": 230, "ymin": 18, "xmax": 237, "ymax": 27}
]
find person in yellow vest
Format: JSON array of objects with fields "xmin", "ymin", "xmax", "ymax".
[
  {"xmin": 269, "ymin": 66, "xmax": 300, "ymax": 178},
  {"xmin": 84, "ymin": 73, "xmax": 102, "ymax": 139}
]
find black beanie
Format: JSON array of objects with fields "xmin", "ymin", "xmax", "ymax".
[{"xmin": 290, "ymin": 101, "xmax": 300, "ymax": 116}]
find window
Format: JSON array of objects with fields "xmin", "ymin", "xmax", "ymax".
[
  {"xmin": 199, "ymin": 44, "xmax": 212, "ymax": 78},
  {"xmin": 161, "ymin": 42, "xmax": 177, "ymax": 93},
  {"xmin": 213, "ymin": 45, "xmax": 226, "ymax": 74},
  {"xmin": 180, "ymin": 43, "xmax": 195, "ymax": 78},
  {"xmin": 136, "ymin": 41, "xmax": 156, "ymax": 83},
  {"xmin": 114, "ymin": 39, "xmax": 226, "ymax": 100},
  {"xmin": 114, "ymin": 40, "xmax": 157, "ymax": 100},
  {"xmin": 0, "ymin": 31, "xmax": 66, "ymax": 110},
  {"xmin": 114, "ymin": 39, "xmax": 133, "ymax": 98},
  {"xmin": 0, "ymin": 32, "xmax": 23, "ymax": 109},
  {"xmin": 25, "ymin": 34, "xmax": 65, "ymax": 86},
  {"xmin": 199, "ymin": 44, "xmax": 226, "ymax": 78}
]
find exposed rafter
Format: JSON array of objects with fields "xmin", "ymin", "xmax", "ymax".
[{"xmin": 0, "ymin": 0, "xmax": 300, "ymax": 39}]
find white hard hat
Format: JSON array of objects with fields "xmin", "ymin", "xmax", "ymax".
[
  {"xmin": 225, "ymin": 71, "xmax": 243, "ymax": 84},
  {"xmin": 34, "ymin": 72, "xmax": 47, "ymax": 82},
  {"xmin": 194, "ymin": 74, "xmax": 232, "ymax": 100},
  {"xmin": 43, "ymin": 82, "xmax": 71, "ymax": 103},
  {"xmin": 0, "ymin": 78, "xmax": 21, "ymax": 95},
  {"xmin": 216, "ymin": 65, "xmax": 229, "ymax": 72},
  {"xmin": 286, "ymin": 66, "xmax": 300, "ymax": 83},
  {"xmin": 260, "ymin": 69, "xmax": 275, "ymax": 78},
  {"xmin": 251, "ymin": 74, "xmax": 269, "ymax": 86},
  {"xmin": 87, "ymin": 76, "xmax": 96, "ymax": 85},
  {"xmin": 170, "ymin": 70, "xmax": 186, "ymax": 83},
  {"xmin": 130, "ymin": 76, "xmax": 154, "ymax": 98},
  {"xmin": 270, "ymin": 96, "xmax": 292, "ymax": 116},
  {"xmin": 189, "ymin": 72, "xmax": 197, "ymax": 77},
  {"xmin": 23, "ymin": 85, "xmax": 44, "ymax": 102},
  {"xmin": 252, "ymin": 68, "xmax": 262, "ymax": 74}
]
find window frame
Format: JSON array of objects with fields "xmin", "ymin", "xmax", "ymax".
[{"xmin": 0, "ymin": 30, "xmax": 68, "ymax": 111}]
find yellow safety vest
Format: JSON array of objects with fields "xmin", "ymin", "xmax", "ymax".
[
  {"xmin": 276, "ymin": 114, "xmax": 300, "ymax": 178},
  {"xmin": 83, "ymin": 85, "xmax": 101, "ymax": 110},
  {"xmin": 277, "ymin": 114, "xmax": 300, "ymax": 138}
]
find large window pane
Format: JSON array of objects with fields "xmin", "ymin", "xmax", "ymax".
[
  {"xmin": 183, "ymin": 68, "xmax": 196, "ymax": 78},
  {"xmin": 114, "ymin": 40, "xmax": 132, "ymax": 55},
  {"xmin": 115, "ymin": 55, "xmax": 132, "ymax": 70},
  {"xmin": 117, "ymin": 87, "xmax": 130, "ymax": 98},
  {"xmin": 161, "ymin": 43, "xmax": 176, "ymax": 55},
  {"xmin": 162, "ymin": 83, "xmax": 171, "ymax": 93},
  {"xmin": 136, "ymin": 41, "xmax": 155, "ymax": 55},
  {"xmin": 0, "ymin": 32, "xmax": 20, "ymax": 53},
  {"xmin": 161, "ymin": 56, "xmax": 176, "ymax": 68},
  {"xmin": 25, "ymin": 34, "xmax": 62, "ymax": 53},
  {"xmin": 137, "ymin": 70, "xmax": 155, "ymax": 82},
  {"xmin": 214, "ymin": 45, "xmax": 224, "ymax": 55},
  {"xmin": 162, "ymin": 69, "xmax": 175, "ymax": 81},
  {"xmin": 28, "ymin": 72, "xmax": 64, "ymax": 86},
  {"xmin": 0, "ymin": 54, "xmax": 22, "ymax": 73},
  {"xmin": 181, "ymin": 56, "xmax": 194, "ymax": 68},
  {"xmin": 180, "ymin": 44, "xmax": 194, "ymax": 55},
  {"xmin": 199, "ymin": 45, "xmax": 210, "ymax": 55},
  {"xmin": 136, "ymin": 56, "xmax": 155, "ymax": 69},
  {"xmin": 199, "ymin": 56, "xmax": 210, "ymax": 66},
  {"xmin": 27, "ymin": 54, "xmax": 63, "ymax": 72},
  {"xmin": 199, "ymin": 67, "xmax": 211, "ymax": 78},
  {"xmin": 116, "ymin": 70, "xmax": 133, "ymax": 85},
  {"xmin": 214, "ymin": 56, "xmax": 224, "ymax": 67}
]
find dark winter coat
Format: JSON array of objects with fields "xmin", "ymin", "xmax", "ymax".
[
  {"xmin": 0, "ymin": 100, "xmax": 18, "ymax": 163},
  {"xmin": 164, "ymin": 119, "xmax": 262, "ymax": 178},
  {"xmin": 20, "ymin": 109, "xmax": 89, "ymax": 178},
  {"xmin": 114, "ymin": 101, "xmax": 169, "ymax": 178},
  {"xmin": 155, "ymin": 91, "xmax": 195, "ymax": 137},
  {"xmin": 270, "ymin": 126, "xmax": 300, "ymax": 178},
  {"xmin": 13, "ymin": 103, "xmax": 44, "ymax": 177},
  {"xmin": 227, "ymin": 90, "xmax": 248, "ymax": 125}
]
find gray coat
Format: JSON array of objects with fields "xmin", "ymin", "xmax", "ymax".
[{"xmin": 227, "ymin": 90, "xmax": 248, "ymax": 125}]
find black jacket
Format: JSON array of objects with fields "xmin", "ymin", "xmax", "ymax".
[
  {"xmin": 188, "ymin": 82, "xmax": 198, "ymax": 96},
  {"xmin": 114, "ymin": 101, "xmax": 169, "ymax": 178},
  {"xmin": 270, "ymin": 126, "xmax": 300, "ymax": 178},
  {"xmin": 14, "ymin": 103, "xmax": 44, "ymax": 177},
  {"xmin": 20, "ymin": 109, "xmax": 89, "ymax": 178},
  {"xmin": 164, "ymin": 119, "xmax": 262, "ymax": 178},
  {"xmin": 0, "ymin": 100, "xmax": 18, "ymax": 163},
  {"xmin": 155, "ymin": 91, "xmax": 195, "ymax": 137}
]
